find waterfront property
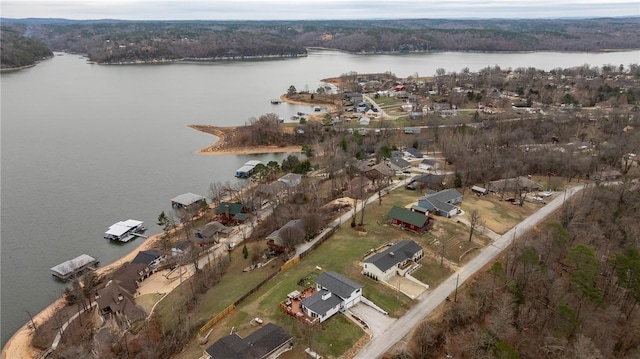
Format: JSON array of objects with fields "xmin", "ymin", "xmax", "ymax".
[
  {"xmin": 50, "ymin": 254, "xmax": 99, "ymax": 281},
  {"xmin": 363, "ymin": 240, "xmax": 424, "ymax": 281},
  {"xmin": 104, "ymin": 219, "xmax": 146, "ymax": 242},
  {"xmin": 203, "ymin": 323, "xmax": 293, "ymax": 359}
]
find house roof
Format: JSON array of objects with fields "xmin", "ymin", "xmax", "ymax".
[
  {"xmin": 205, "ymin": 323, "xmax": 291, "ymax": 359},
  {"xmin": 404, "ymin": 148, "xmax": 423, "ymax": 158},
  {"xmin": 471, "ymin": 185, "xmax": 488, "ymax": 193},
  {"xmin": 425, "ymin": 188, "xmax": 462, "ymax": 204},
  {"xmin": 96, "ymin": 282, "xmax": 136, "ymax": 315},
  {"xmin": 419, "ymin": 198, "xmax": 456, "ymax": 214},
  {"xmin": 387, "ymin": 206, "xmax": 429, "ymax": 228},
  {"xmin": 217, "ymin": 202, "xmax": 244, "ymax": 216},
  {"xmin": 367, "ymin": 163, "xmax": 394, "ymax": 177},
  {"xmin": 278, "ymin": 173, "xmax": 302, "ymax": 187},
  {"xmin": 420, "ymin": 159, "xmax": 437, "ymax": 165},
  {"xmin": 301, "ymin": 289, "xmax": 343, "ymax": 317},
  {"xmin": 266, "ymin": 219, "xmax": 305, "ymax": 246},
  {"xmin": 132, "ymin": 250, "xmax": 163, "ymax": 266},
  {"xmin": 198, "ymin": 221, "xmax": 232, "ymax": 238},
  {"xmin": 364, "ymin": 240, "xmax": 423, "ymax": 272},
  {"xmin": 234, "ymin": 213, "xmax": 248, "ymax": 221},
  {"xmin": 111, "ymin": 262, "xmax": 146, "ymax": 294},
  {"xmin": 316, "ymin": 271, "xmax": 363, "ymax": 299},
  {"xmin": 412, "ymin": 174, "xmax": 445, "ymax": 186},
  {"xmin": 389, "ymin": 157, "xmax": 411, "ymax": 169},
  {"xmin": 172, "ymin": 240, "xmax": 193, "ymax": 252},
  {"xmin": 171, "ymin": 192, "xmax": 205, "ymax": 207}
]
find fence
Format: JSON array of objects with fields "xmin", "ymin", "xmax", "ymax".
[
  {"xmin": 280, "ymin": 256, "xmax": 300, "ymax": 271},
  {"xmin": 199, "ymin": 304, "xmax": 235, "ymax": 335}
]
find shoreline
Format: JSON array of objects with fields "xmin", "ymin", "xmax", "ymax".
[
  {"xmin": 189, "ymin": 124, "xmax": 303, "ymax": 155},
  {"xmin": 1, "ymin": 233, "xmax": 164, "ymax": 359}
]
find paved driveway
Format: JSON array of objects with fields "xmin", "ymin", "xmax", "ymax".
[{"xmin": 349, "ymin": 303, "xmax": 396, "ymax": 336}]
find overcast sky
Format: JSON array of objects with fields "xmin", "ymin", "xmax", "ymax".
[{"xmin": 1, "ymin": 0, "xmax": 638, "ymax": 20}]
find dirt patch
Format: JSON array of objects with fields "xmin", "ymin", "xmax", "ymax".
[{"xmin": 460, "ymin": 193, "xmax": 540, "ymax": 234}]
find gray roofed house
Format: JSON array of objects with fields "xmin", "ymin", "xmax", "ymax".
[
  {"xmin": 278, "ymin": 173, "xmax": 303, "ymax": 187},
  {"xmin": 203, "ymin": 322, "xmax": 293, "ymax": 359},
  {"xmin": 403, "ymin": 147, "xmax": 424, "ymax": 158},
  {"xmin": 418, "ymin": 188, "xmax": 463, "ymax": 218},
  {"xmin": 408, "ymin": 173, "xmax": 446, "ymax": 190},
  {"xmin": 300, "ymin": 271, "xmax": 363, "ymax": 323},
  {"xmin": 316, "ymin": 271, "xmax": 363, "ymax": 300},
  {"xmin": 418, "ymin": 159, "xmax": 439, "ymax": 170},
  {"xmin": 363, "ymin": 240, "xmax": 424, "ymax": 281},
  {"xmin": 388, "ymin": 157, "xmax": 411, "ymax": 172},
  {"xmin": 267, "ymin": 219, "xmax": 306, "ymax": 247},
  {"xmin": 171, "ymin": 192, "xmax": 206, "ymax": 210},
  {"xmin": 197, "ymin": 221, "xmax": 232, "ymax": 239}
]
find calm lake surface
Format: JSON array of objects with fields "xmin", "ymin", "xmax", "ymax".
[{"xmin": 2, "ymin": 49, "xmax": 639, "ymax": 346}]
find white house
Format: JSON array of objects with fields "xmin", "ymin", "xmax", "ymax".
[
  {"xmin": 363, "ymin": 240, "xmax": 424, "ymax": 281},
  {"xmin": 300, "ymin": 271, "xmax": 363, "ymax": 323},
  {"xmin": 418, "ymin": 159, "xmax": 439, "ymax": 171}
]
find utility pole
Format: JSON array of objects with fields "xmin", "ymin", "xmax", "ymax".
[{"xmin": 454, "ymin": 274, "xmax": 459, "ymax": 302}]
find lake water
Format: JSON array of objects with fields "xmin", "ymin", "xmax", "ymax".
[{"xmin": 2, "ymin": 49, "xmax": 638, "ymax": 346}]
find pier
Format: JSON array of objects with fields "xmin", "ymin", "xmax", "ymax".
[{"xmin": 50, "ymin": 254, "xmax": 99, "ymax": 281}]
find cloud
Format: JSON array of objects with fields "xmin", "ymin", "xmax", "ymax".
[{"xmin": 2, "ymin": 0, "xmax": 638, "ymax": 20}]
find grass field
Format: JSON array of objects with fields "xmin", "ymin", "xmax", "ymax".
[{"xmin": 170, "ymin": 182, "xmax": 537, "ymax": 358}]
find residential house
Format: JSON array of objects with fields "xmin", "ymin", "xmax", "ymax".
[
  {"xmin": 95, "ymin": 282, "xmax": 144, "ymax": 321},
  {"xmin": 418, "ymin": 189, "xmax": 463, "ymax": 218},
  {"xmin": 194, "ymin": 221, "xmax": 232, "ymax": 247},
  {"xmin": 347, "ymin": 175, "xmax": 373, "ymax": 198},
  {"xmin": 488, "ymin": 176, "xmax": 542, "ymax": 193},
  {"xmin": 592, "ymin": 169, "xmax": 622, "ymax": 181},
  {"xmin": 132, "ymin": 250, "xmax": 166, "ymax": 269},
  {"xmin": 403, "ymin": 147, "xmax": 424, "ymax": 158},
  {"xmin": 278, "ymin": 173, "xmax": 302, "ymax": 188},
  {"xmin": 300, "ymin": 271, "xmax": 363, "ymax": 323},
  {"xmin": 110, "ymin": 262, "xmax": 147, "ymax": 294},
  {"xmin": 171, "ymin": 239, "xmax": 193, "ymax": 257},
  {"xmin": 407, "ymin": 173, "xmax": 446, "ymax": 190},
  {"xmin": 388, "ymin": 157, "xmax": 411, "ymax": 172},
  {"xmin": 418, "ymin": 159, "xmax": 439, "ymax": 171},
  {"xmin": 203, "ymin": 323, "xmax": 293, "ymax": 359},
  {"xmin": 170, "ymin": 192, "xmax": 206, "ymax": 211},
  {"xmin": 267, "ymin": 219, "xmax": 306, "ymax": 247},
  {"xmin": 217, "ymin": 201, "xmax": 244, "ymax": 221},
  {"xmin": 363, "ymin": 240, "xmax": 424, "ymax": 281},
  {"xmin": 387, "ymin": 206, "xmax": 430, "ymax": 232},
  {"xmin": 364, "ymin": 163, "xmax": 394, "ymax": 184}
]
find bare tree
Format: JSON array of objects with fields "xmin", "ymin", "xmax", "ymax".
[{"xmin": 468, "ymin": 210, "xmax": 482, "ymax": 242}]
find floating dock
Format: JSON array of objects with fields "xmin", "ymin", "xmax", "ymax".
[
  {"xmin": 51, "ymin": 254, "xmax": 99, "ymax": 281},
  {"xmin": 235, "ymin": 160, "xmax": 262, "ymax": 178}
]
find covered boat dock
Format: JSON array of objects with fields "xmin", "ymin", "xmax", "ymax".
[{"xmin": 51, "ymin": 254, "xmax": 99, "ymax": 281}]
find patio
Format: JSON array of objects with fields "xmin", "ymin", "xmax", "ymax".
[{"xmin": 280, "ymin": 287, "xmax": 319, "ymax": 326}]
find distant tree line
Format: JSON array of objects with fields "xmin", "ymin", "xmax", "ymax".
[
  {"xmin": 1, "ymin": 17, "xmax": 639, "ymax": 65},
  {"xmin": 0, "ymin": 28, "xmax": 53, "ymax": 69}
]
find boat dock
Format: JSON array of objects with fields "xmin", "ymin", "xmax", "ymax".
[
  {"xmin": 235, "ymin": 160, "xmax": 262, "ymax": 178},
  {"xmin": 51, "ymin": 254, "xmax": 99, "ymax": 281}
]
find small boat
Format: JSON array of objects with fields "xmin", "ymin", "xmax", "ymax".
[
  {"xmin": 297, "ymin": 112, "xmax": 305, "ymax": 116},
  {"xmin": 104, "ymin": 219, "xmax": 146, "ymax": 243},
  {"xmin": 270, "ymin": 99, "xmax": 282, "ymax": 104}
]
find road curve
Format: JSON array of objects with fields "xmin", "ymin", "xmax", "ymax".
[{"xmin": 354, "ymin": 185, "xmax": 585, "ymax": 359}]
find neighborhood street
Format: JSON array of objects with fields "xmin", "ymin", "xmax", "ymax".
[{"xmin": 354, "ymin": 185, "xmax": 585, "ymax": 359}]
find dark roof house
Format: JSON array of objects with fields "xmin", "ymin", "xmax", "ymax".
[
  {"xmin": 364, "ymin": 240, "xmax": 423, "ymax": 274},
  {"xmin": 204, "ymin": 323, "xmax": 293, "ymax": 359}
]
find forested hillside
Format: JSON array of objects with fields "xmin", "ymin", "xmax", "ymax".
[
  {"xmin": 1, "ymin": 17, "xmax": 638, "ymax": 65},
  {"xmin": 0, "ymin": 28, "xmax": 53, "ymax": 69}
]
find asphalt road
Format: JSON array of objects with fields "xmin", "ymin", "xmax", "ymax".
[{"xmin": 354, "ymin": 185, "xmax": 585, "ymax": 359}]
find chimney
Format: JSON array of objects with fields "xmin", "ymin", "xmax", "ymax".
[{"xmin": 225, "ymin": 204, "xmax": 230, "ymax": 218}]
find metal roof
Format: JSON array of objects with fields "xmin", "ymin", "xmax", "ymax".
[
  {"xmin": 105, "ymin": 219, "xmax": 143, "ymax": 237},
  {"xmin": 171, "ymin": 192, "xmax": 205, "ymax": 206},
  {"xmin": 387, "ymin": 206, "xmax": 429, "ymax": 228},
  {"xmin": 50, "ymin": 254, "xmax": 98, "ymax": 276}
]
